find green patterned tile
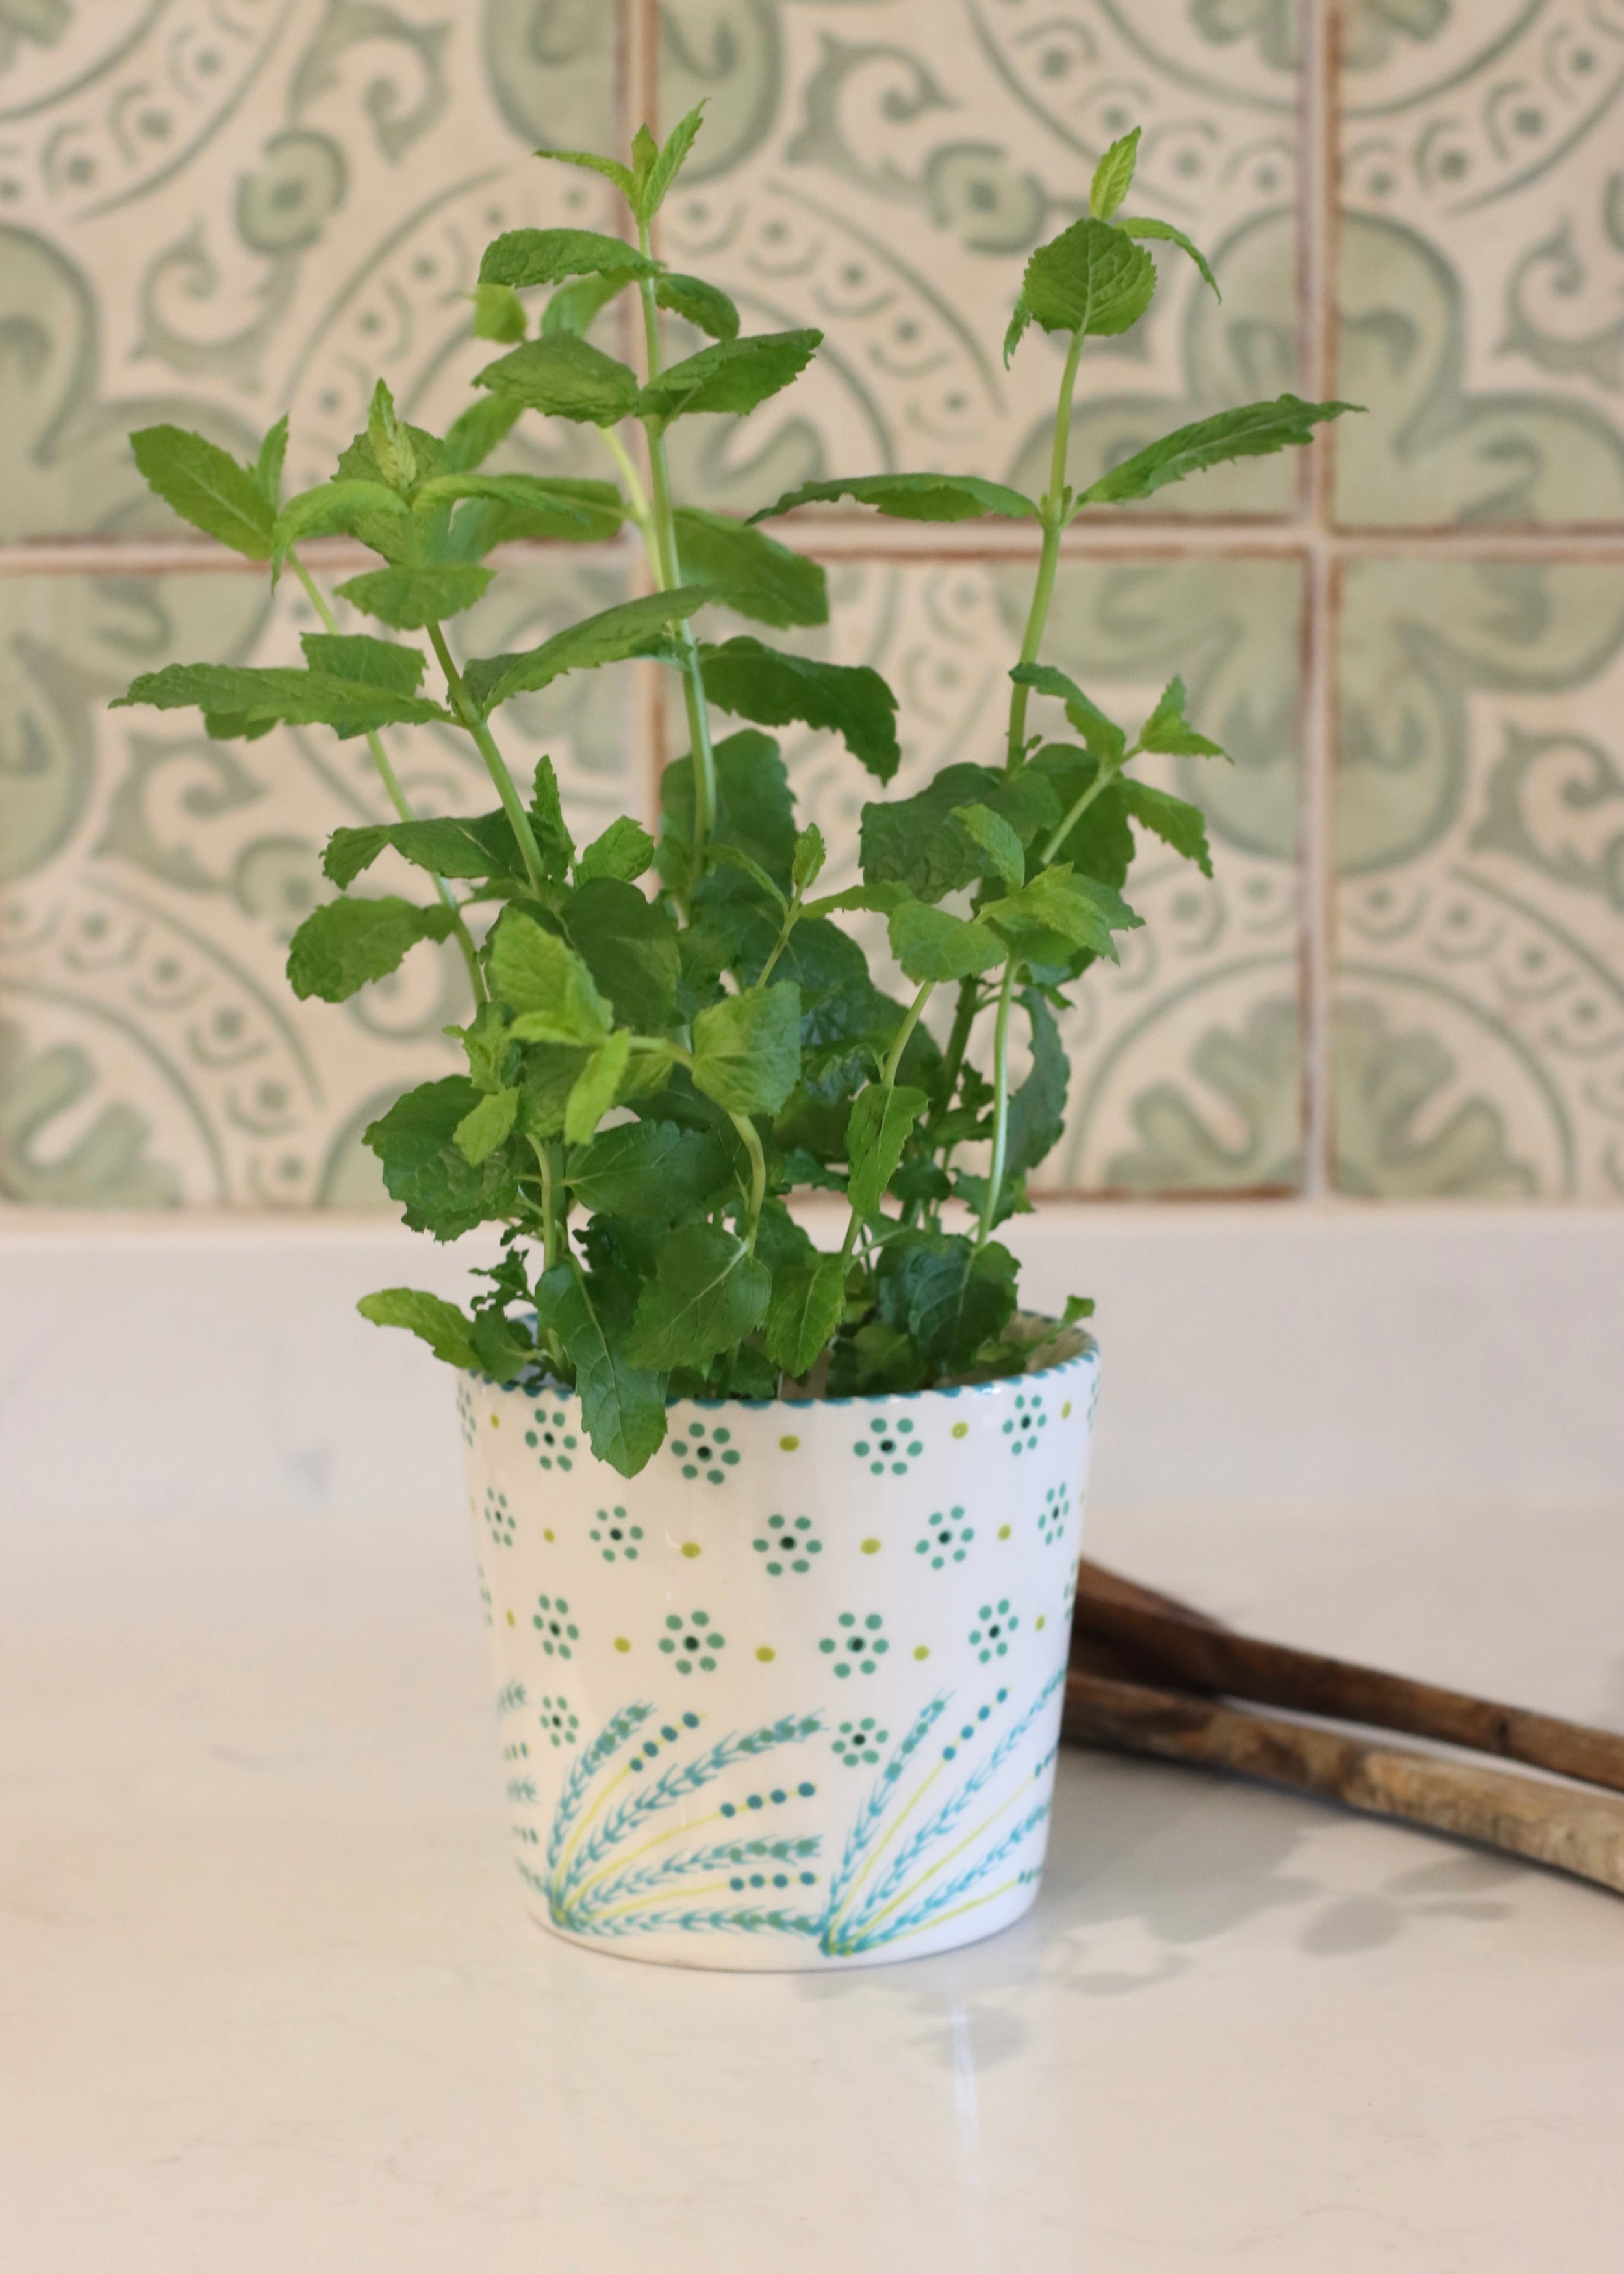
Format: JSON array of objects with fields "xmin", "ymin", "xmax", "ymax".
[
  {"xmin": 1335, "ymin": 557, "xmax": 1624, "ymax": 1197},
  {"xmin": 0, "ymin": 559, "xmax": 635, "ymax": 1208},
  {"xmin": 1336, "ymin": 1, "xmax": 1624, "ymax": 525},
  {"xmin": 0, "ymin": 1, "xmax": 619, "ymax": 540},
  {"xmin": 656, "ymin": 0, "xmax": 1302, "ymax": 517},
  {"xmin": 670, "ymin": 546, "xmax": 1306, "ymax": 1192}
]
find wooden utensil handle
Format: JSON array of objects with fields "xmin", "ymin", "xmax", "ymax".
[
  {"xmin": 1072, "ymin": 1564, "xmax": 1624, "ymax": 1796},
  {"xmin": 1063, "ymin": 1670, "xmax": 1624, "ymax": 1897}
]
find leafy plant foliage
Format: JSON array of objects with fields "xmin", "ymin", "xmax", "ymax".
[{"xmin": 118, "ymin": 111, "xmax": 1356, "ymax": 1476}]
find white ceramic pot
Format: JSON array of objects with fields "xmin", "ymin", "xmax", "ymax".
[{"xmin": 459, "ymin": 1335, "xmax": 1100, "ymax": 1970}]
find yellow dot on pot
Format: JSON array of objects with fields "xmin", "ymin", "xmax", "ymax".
[
  {"xmin": 1061, "ymin": 1399, "xmax": 1073, "ymax": 1418},
  {"xmin": 861, "ymin": 1537, "xmax": 880, "ymax": 1555},
  {"xmin": 913, "ymin": 1644, "xmax": 930, "ymax": 1661},
  {"xmin": 489, "ymin": 1413, "xmax": 500, "ymax": 1427},
  {"xmin": 542, "ymin": 1527, "xmax": 555, "ymax": 1542},
  {"xmin": 998, "ymin": 1524, "xmax": 1011, "ymax": 1540},
  {"xmin": 506, "ymin": 1610, "xmax": 515, "ymax": 1626},
  {"xmin": 755, "ymin": 1645, "xmax": 776, "ymax": 1663},
  {"xmin": 613, "ymin": 1636, "xmax": 631, "ymax": 1653},
  {"xmin": 951, "ymin": 1421, "xmax": 969, "ymax": 1439},
  {"xmin": 681, "ymin": 1540, "xmax": 702, "ymax": 1559},
  {"xmin": 780, "ymin": 1433, "xmax": 800, "ymax": 1451},
  {"xmin": 1035, "ymin": 1614, "xmax": 1047, "ymax": 1631}
]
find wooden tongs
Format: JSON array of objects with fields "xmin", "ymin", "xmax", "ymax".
[{"xmin": 1064, "ymin": 1559, "xmax": 1624, "ymax": 1896}]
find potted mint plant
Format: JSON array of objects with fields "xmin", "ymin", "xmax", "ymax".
[{"xmin": 118, "ymin": 118, "xmax": 1349, "ymax": 1967}]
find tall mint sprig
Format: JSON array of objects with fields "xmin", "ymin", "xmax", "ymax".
[{"xmin": 116, "ymin": 116, "xmax": 1357, "ymax": 1476}]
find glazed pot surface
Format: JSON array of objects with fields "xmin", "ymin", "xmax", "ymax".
[{"xmin": 459, "ymin": 1342, "xmax": 1099, "ymax": 1969}]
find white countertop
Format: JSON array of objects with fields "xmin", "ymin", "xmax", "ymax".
[{"xmin": 5, "ymin": 1499, "xmax": 1623, "ymax": 2273}]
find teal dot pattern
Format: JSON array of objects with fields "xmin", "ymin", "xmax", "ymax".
[
  {"xmin": 669, "ymin": 1422, "xmax": 740, "ymax": 1483},
  {"xmin": 832, "ymin": 1717, "xmax": 889, "ymax": 1766},
  {"xmin": 1002, "ymin": 1391, "xmax": 1047, "ymax": 1456},
  {"xmin": 915, "ymin": 1505, "xmax": 973, "ymax": 1568},
  {"xmin": 482, "ymin": 1487, "xmax": 515, "ymax": 1547},
  {"xmin": 539, "ymin": 1694, "xmax": 579, "ymax": 1748},
  {"xmin": 752, "ymin": 1513, "xmax": 823, "ymax": 1574},
  {"xmin": 526, "ymin": 1401, "xmax": 578, "ymax": 1472},
  {"xmin": 589, "ymin": 1505, "xmax": 642, "ymax": 1561},
  {"xmin": 820, "ymin": 1611, "xmax": 889, "ymax": 1678},
  {"xmin": 969, "ymin": 1599, "xmax": 1018, "ymax": 1663},
  {"xmin": 1037, "ymin": 1484, "xmax": 1067, "ymax": 1546},
  {"xmin": 852, "ymin": 1413, "xmax": 923, "ymax": 1476},
  {"xmin": 659, "ymin": 1609, "xmax": 725, "ymax": 1673},
  {"xmin": 941, "ymin": 1685, "xmax": 1009, "ymax": 1761},
  {"xmin": 533, "ymin": 1593, "xmax": 578, "ymax": 1658}
]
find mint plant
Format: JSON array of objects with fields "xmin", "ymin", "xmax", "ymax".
[{"xmin": 116, "ymin": 119, "xmax": 1353, "ymax": 1476}]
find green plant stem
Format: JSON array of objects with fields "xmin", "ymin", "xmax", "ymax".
[
  {"xmin": 634, "ymin": 220, "xmax": 718, "ymax": 875},
  {"xmin": 728, "ymin": 1110, "xmax": 768, "ymax": 1252},
  {"xmin": 425, "ymin": 618, "xmax": 548, "ymax": 899},
  {"xmin": 539, "ymin": 1142, "xmax": 563, "ymax": 1271},
  {"xmin": 756, "ymin": 891, "xmax": 803, "ymax": 985},
  {"xmin": 882, "ymin": 978, "xmax": 935, "ymax": 1085},
  {"xmin": 1003, "ymin": 324, "xmax": 1087, "ymax": 773},
  {"xmin": 1038, "ymin": 752, "xmax": 1129, "ymax": 865},
  {"xmin": 600, "ymin": 428, "xmax": 657, "ymax": 548},
  {"xmin": 290, "ymin": 552, "xmax": 486, "ymax": 1003},
  {"xmin": 923, "ymin": 974, "xmax": 980, "ymax": 1153},
  {"xmin": 976, "ymin": 959, "xmax": 1020, "ymax": 1249}
]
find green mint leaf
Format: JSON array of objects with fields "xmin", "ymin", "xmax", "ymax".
[
  {"xmin": 489, "ymin": 912, "xmax": 615, "ymax": 1045},
  {"xmin": 286, "ymin": 895, "xmax": 457, "ymax": 1003},
  {"xmin": 453, "ymin": 1083, "xmax": 520, "ymax": 1164},
  {"xmin": 564, "ymin": 1029, "xmax": 633, "ymax": 1144},
  {"xmin": 672, "ymin": 507, "xmax": 828, "ymax": 629},
  {"xmin": 705, "ymin": 840, "xmax": 786, "ymax": 908},
  {"xmin": 690, "ymin": 982, "xmax": 801, "ymax": 1116},
  {"xmin": 1029, "ymin": 745, "xmax": 1132, "ymax": 886},
  {"xmin": 254, "ymin": 415, "xmax": 289, "ymax": 507},
  {"xmin": 478, "ymin": 226, "xmax": 653, "ymax": 288},
  {"xmin": 637, "ymin": 329, "xmax": 821, "ymax": 422},
  {"xmin": 563, "ymin": 878, "xmax": 681, "ymax": 1032},
  {"xmin": 413, "ymin": 471, "xmax": 620, "ymax": 539},
  {"xmin": 1075, "ymin": 395, "xmax": 1358, "ymax": 509},
  {"xmin": 529, "ymin": 755, "xmax": 575, "ymax": 880},
  {"xmin": 800, "ymin": 882, "xmax": 907, "ymax": 920},
  {"xmin": 565, "ymin": 1121, "xmax": 729, "ymax": 1220},
  {"xmin": 115, "ymin": 662, "xmax": 446, "ymax": 739},
  {"xmin": 1009, "ymin": 663, "xmax": 1126, "ymax": 765},
  {"xmin": 700, "ymin": 636, "xmax": 900, "ymax": 783},
  {"xmin": 1004, "ymin": 990, "xmax": 1070, "ymax": 1178},
  {"xmin": 748, "ymin": 472, "xmax": 1036, "ymax": 526},
  {"xmin": 516, "ymin": 1043, "xmax": 589, "ymax": 1141},
  {"xmin": 1113, "ymin": 215, "xmax": 1219, "ymax": 298},
  {"xmin": 642, "ymin": 102, "xmax": 706, "ymax": 217},
  {"xmin": 129, "ymin": 425, "xmax": 276, "ymax": 558},
  {"xmin": 846, "ymin": 1082, "xmax": 929, "ymax": 1218},
  {"xmin": 451, "ymin": 1000, "xmax": 518, "ymax": 1093},
  {"xmin": 442, "ymin": 393, "xmax": 524, "ymax": 472},
  {"xmin": 357, "ymin": 1287, "xmax": 477, "ymax": 1370},
  {"xmin": 536, "ymin": 1262, "xmax": 668, "ymax": 1477},
  {"xmin": 577, "ymin": 815, "xmax": 655, "ymax": 884},
  {"xmin": 470, "ymin": 280, "xmax": 527, "ymax": 342},
  {"xmin": 1021, "ymin": 217, "xmax": 1156, "ymax": 337},
  {"xmin": 792, "ymin": 825, "xmax": 826, "ymax": 891},
  {"xmin": 363, "ymin": 1077, "xmax": 523, "ymax": 1239},
  {"xmin": 322, "ymin": 810, "xmax": 521, "ymax": 889},
  {"xmin": 715, "ymin": 730, "xmax": 796, "ymax": 882},
  {"xmin": 952, "ymin": 802, "xmax": 1026, "ymax": 893},
  {"xmin": 1003, "ymin": 294, "xmax": 1032, "ymax": 367},
  {"xmin": 366, "ymin": 379, "xmax": 417, "ymax": 492},
  {"xmin": 272, "ymin": 478, "xmax": 410, "ymax": 562},
  {"xmin": 466, "ymin": 586, "xmax": 712, "ymax": 711},
  {"xmin": 858, "ymin": 762, "xmax": 1002, "ymax": 901},
  {"xmin": 1061, "ymin": 1294, "xmax": 1095, "ymax": 1326},
  {"xmin": 625, "ymin": 1225, "xmax": 771, "ymax": 1372},
  {"xmin": 987, "ymin": 867, "xmax": 1141, "ymax": 960},
  {"xmin": 335, "ymin": 563, "xmax": 494, "ymax": 630},
  {"xmin": 763, "ymin": 1252, "xmax": 847, "ymax": 1377},
  {"xmin": 541, "ymin": 270, "xmax": 626, "ymax": 337},
  {"xmin": 474, "ymin": 333, "xmax": 641, "ymax": 426},
  {"xmin": 654, "ymin": 271, "xmax": 739, "ymax": 341},
  {"xmin": 468, "ymin": 1305, "xmax": 539, "ymax": 1388},
  {"xmin": 1089, "ymin": 126, "xmax": 1140, "ymax": 219},
  {"xmin": 1136, "ymin": 673, "xmax": 1226, "ymax": 758},
  {"xmin": 630, "ymin": 123, "xmax": 658, "ymax": 203},
  {"xmin": 876, "ymin": 1230, "xmax": 1018, "ymax": 1372},
  {"xmin": 1121, "ymin": 778, "xmax": 1213, "ymax": 874},
  {"xmin": 299, "ymin": 633, "xmax": 425, "ymax": 695},
  {"xmin": 887, "ymin": 899, "xmax": 1005, "ymax": 983}
]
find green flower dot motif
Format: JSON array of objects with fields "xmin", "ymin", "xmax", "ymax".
[
  {"xmin": 819, "ymin": 1611, "xmax": 889, "ymax": 1678},
  {"xmin": 969, "ymin": 1599, "xmax": 1019, "ymax": 1663},
  {"xmin": 752, "ymin": 1513, "xmax": 822, "ymax": 1575},
  {"xmin": 1002, "ymin": 1391, "xmax": 1047, "ymax": 1456},
  {"xmin": 539, "ymin": 1694, "xmax": 579, "ymax": 1748},
  {"xmin": 457, "ymin": 1386, "xmax": 477, "ymax": 1448},
  {"xmin": 526, "ymin": 1401, "xmax": 578, "ymax": 1472},
  {"xmin": 669, "ymin": 1421, "xmax": 740, "ymax": 1485},
  {"xmin": 1037, "ymin": 1484, "xmax": 1068, "ymax": 1547},
  {"xmin": 659, "ymin": 1609, "xmax": 726, "ymax": 1674},
  {"xmin": 852, "ymin": 1413, "xmax": 922, "ymax": 1477},
  {"xmin": 482, "ymin": 1487, "xmax": 515, "ymax": 1548},
  {"xmin": 915, "ymin": 1505, "xmax": 973, "ymax": 1569},
  {"xmin": 532, "ymin": 1593, "xmax": 579, "ymax": 1659},
  {"xmin": 832, "ymin": 1717, "xmax": 889, "ymax": 1767},
  {"xmin": 590, "ymin": 1505, "xmax": 644, "ymax": 1563}
]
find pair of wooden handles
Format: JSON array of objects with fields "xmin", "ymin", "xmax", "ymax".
[{"xmin": 1064, "ymin": 1559, "xmax": 1624, "ymax": 1897}]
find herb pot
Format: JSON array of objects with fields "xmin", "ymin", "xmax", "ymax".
[{"xmin": 460, "ymin": 1334, "xmax": 1100, "ymax": 1969}]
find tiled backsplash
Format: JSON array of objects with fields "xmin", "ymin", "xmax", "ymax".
[{"xmin": 0, "ymin": 0, "xmax": 1619, "ymax": 1209}]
